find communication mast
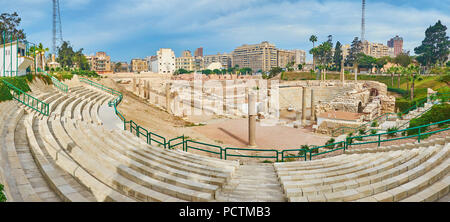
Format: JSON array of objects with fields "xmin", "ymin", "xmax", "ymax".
[{"xmin": 52, "ymin": 0, "xmax": 63, "ymax": 55}]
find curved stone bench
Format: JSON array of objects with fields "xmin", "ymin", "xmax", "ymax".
[
  {"xmin": 38, "ymin": 116, "xmax": 134, "ymax": 202},
  {"xmin": 25, "ymin": 114, "xmax": 96, "ymax": 202},
  {"xmin": 87, "ymin": 123, "xmax": 226, "ymax": 186},
  {"xmin": 64, "ymin": 119, "xmax": 208, "ymax": 201}
]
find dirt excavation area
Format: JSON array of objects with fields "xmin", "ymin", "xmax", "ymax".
[{"xmin": 83, "ymin": 74, "xmax": 331, "ymax": 160}]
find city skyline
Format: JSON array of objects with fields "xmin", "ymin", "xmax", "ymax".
[{"xmin": 3, "ymin": 0, "xmax": 449, "ymax": 62}]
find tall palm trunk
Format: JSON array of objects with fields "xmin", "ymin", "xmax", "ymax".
[
  {"xmin": 406, "ymin": 73, "xmax": 410, "ymax": 94},
  {"xmin": 397, "ymin": 73, "xmax": 400, "ymax": 88},
  {"xmin": 391, "ymin": 73, "xmax": 394, "ymax": 87},
  {"xmin": 410, "ymin": 78, "xmax": 415, "ymax": 101}
]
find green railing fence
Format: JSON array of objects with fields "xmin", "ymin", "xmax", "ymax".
[
  {"xmin": 37, "ymin": 68, "xmax": 68, "ymax": 93},
  {"xmin": 2, "ymin": 79, "xmax": 49, "ymax": 116},
  {"xmin": 346, "ymin": 119, "xmax": 450, "ymax": 149},
  {"xmin": 77, "ymin": 77, "xmax": 450, "ymax": 163},
  {"xmin": 185, "ymin": 140, "xmax": 223, "ymax": 159}
]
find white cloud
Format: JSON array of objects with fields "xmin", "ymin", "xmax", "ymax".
[{"xmin": 5, "ymin": 0, "xmax": 449, "ymax": 61}]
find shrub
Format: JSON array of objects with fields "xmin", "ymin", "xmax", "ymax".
[
  {"xmin": 370, "ymin": 129, "xmax": 378, "ymax": 135},
  {"xmin": 298, "ymin": 145, "xmax": 310, "ymax": 156},
  {"xmin": 387, "ymin": 127, "xmax": 399, "ymax": 138},
  {"xmin": 0, "ymin": 184, "xmax": 6, "ymax": 202},
  {"xmin": 358, "ymin": 129, "xmax": 366, "ymax": 135},
  {"xmin": 408, "ymin": 103, "xmax": 450, "ymax": 135},
  {"xmin": 325, "ymin": 138, "xmax": 336, "ymax": 149},
  {"xmin": 371, "ymin": 120, "xmax": 378, "ymax": 127}
]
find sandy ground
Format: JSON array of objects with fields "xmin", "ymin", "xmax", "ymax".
[{"xmin": 192, "ymin": 118, "xmax": 330, "ymax": 149}]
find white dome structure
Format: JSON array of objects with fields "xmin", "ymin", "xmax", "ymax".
[{"xmin": 206, "ymin": 62, "xmax": 223, "ymax": 70}]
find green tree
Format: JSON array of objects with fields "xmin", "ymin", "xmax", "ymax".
[
  {"xmin": 357, "ymin": 53, "xmax": 377, "ymax": 73},
  {"xmin": 333, "ymin": 41, "xmax": 343, "ymax": 71},
  {"xmin": 269, "ymin": 67, "xmax": 283, "ymax": 78},
  {"xmin": 286, "ymin": 61, "xmax": 295, "ymax": 71},
  {"xmin": 394, "ymin": 53, "xmax": 412, "ymax": 88},
  {"xmin": 387, "ymin": 66, "xmax": 400, "ymax": 87},
  {"xmin": 375, "ymin": 56, "xmax": 389, "ymax": 74},
  {"xmin": 114, "ymin": 62, "xmax": 122, "ymax": 72},
  {"xmin": 297, "ymin": 63, "xmax": 303, "ymax": 71},
  {"xmin": 346, "ymin": 37, "xmax": 363, "ymax": 77},
  {"xmin": 408, "ymin": 65, "xmax": 421, "ymax": 100},
  {"xmin": 0, "ymin": 12, "xmax": 26, "ymax": 43},
  {"xmin": 310, "ymin": 41, "xmax": 333, "ymax": 79},
  {"xmin": 415, "ymin": 20, "xmax": 449, "ymax": 69},
  {"xmin": 309, "ymin": 35, "xmax": 318, "ymax": 70}
]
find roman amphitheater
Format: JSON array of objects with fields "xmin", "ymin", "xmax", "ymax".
[{"xmin": 0, "ymin": 71, "xmax": 449, "ymax": 202}]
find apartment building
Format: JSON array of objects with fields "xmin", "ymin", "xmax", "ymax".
[
  {"xmin": 277, "ymin": 49, "xmax": 296, "ymax": 68},
  {"xmin": 85, "ymin": 52, "xmax": 112, "ymax": 74},
  {"xmin": 150, "ymin": 48, "xmax": 176, "ymax": 74},
  {"xmin": 290, "ymin": 49, "xmax": 306, "ymax": 66},
  {"xmin": 387, "ymin": 35, "xmax": 403, "ymax": 57},
  {"xmin": 232, "ymin": 41, "xmax": 277, "ymax": 72},
  {"xmin": 204, "ymin": 53, "xmax": 232, "ymax": 70},
  {"xmin": 362, "ymin": 41, "xmax": 389, "ymax": 58},
  {"xmin": 194, "ymin": 47, "xmax": 203, "ymax": 57},
  {"xmin": 131, "ymin": 58, "xmax": 148, "ymax": 73},
  {"xmin": 175, "ymin": 50, "xmax": 195, "ymax": 71}
]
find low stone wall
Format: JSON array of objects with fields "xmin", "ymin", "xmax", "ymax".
[{"xmin": 316, "ymin": 119, "xmax": 362, "ymax": 135}]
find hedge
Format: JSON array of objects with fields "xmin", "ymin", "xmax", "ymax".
[
  {"xmin": 0, "ymin": 184, "xmax": 6, "ymax": 202},
  {"xmin": 407, "ymin": 104, "xmax": 450, "ymax": 135}
]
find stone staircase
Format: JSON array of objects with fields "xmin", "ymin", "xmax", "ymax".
[{"xmin": 215, "ymin": 163, "xmax": 287, "ymax": 202}]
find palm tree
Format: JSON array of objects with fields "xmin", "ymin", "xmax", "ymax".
[
  {"xmin": 408, "ymin": 65, "xmax": 421, "ymax": 100},
  {"xmin": 37, "ymin": 43, "xmax": 49, "ymax": 70},
  {"xmin": 309, "ymin": 35, "xmax": 318, "ymax": 71}
]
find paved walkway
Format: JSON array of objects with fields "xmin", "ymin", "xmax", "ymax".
[
  {"xmin": 215, "ymin": 163, "xmax": 286, "ymax": 202},
  {"xmin": 98, "ymin": 104, "xmax": 123, "ymax": 130}
]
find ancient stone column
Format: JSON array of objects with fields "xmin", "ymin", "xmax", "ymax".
[
  {"xmin": 354, "ymin": 63, "xmax": 358, "ymax": 81},
  {"xmin": 165, "ymin": 83, "xmax": 172, "ymax": 114},
  {"xmin": 138, "ymin": 79, "xmax": 142, "ymax": 97},
  {"xmin": 248, "ymin": 92, "xmax": 257, "ymax": 148},
  {"xmin": 340, "ymin": 59, "xmax": 345, "ymax": 84},
  {"xmin": 302, "ymin": 87, "xmax": 307, "ymax": 125},
  {"xmin": 311, "ymin": 89, "xmax": 315, "ymax": 122},
  {"xmin": 132, "ymin": 77, "xmax": 136, "ymax": 93}
]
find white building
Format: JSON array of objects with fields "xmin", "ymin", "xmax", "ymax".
[
  {"xmin": 0, "ymin": 41, "xmax": 35, "ymax": 77},
  {"xmin": 151, "ymin": 48, "xmax": 176, "ymax": 74}
]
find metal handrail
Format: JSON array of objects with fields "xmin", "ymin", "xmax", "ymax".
[{"xmin": 2, "ymin": 79, "xmax": 49, "ymax": 116}]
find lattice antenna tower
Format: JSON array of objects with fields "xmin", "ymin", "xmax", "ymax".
[
  {"xmin": 361, "ymin": 0, "xmax": 366, "ymax": 42},
  {"xmin": 53, "ymin": 0, "xmax": 63, "ymax": 55}
]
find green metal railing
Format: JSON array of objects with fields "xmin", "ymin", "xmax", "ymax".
[
  {"xmin": 224, "ymin": 147, "xmax": 279, "ymax": 161},
  {"xmin": 2, "ymin": 79, "xmax": 49, "ymax": 116},
  {"xmin": 185, "ymin": 140, "xmax": 223, "ymax": 159},
  {"xmin": 167, "ymin": 136, "xmax": 185, "ymax": 150},
  {"xmin": 346, "ymin": 119, "xmax": 450, "ymax": 149},
  {"xmin": 37, "ymin": 68, "xmax": 68, "ymax": 93}
]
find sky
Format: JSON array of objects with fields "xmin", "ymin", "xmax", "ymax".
[{"xmin": 2, "ymin": 0, "xmax": 449, "ymax": 63}]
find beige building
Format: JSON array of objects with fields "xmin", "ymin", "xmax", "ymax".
[
  {"xmin": 362, "ymin": 41, "xmax": 389, "ymax": 58},
  {"xmin": 232, "ymin": 41, "xmax": 277, "ymax": 72},
  {"xmin": 176, "ymin": 50, "xmax": 196, "ymax": 71},
  {"xmin": 131, "ymin": 59, "xmax": 148, "ymax": 73},
  {"xmin": 204, "ymin": 53, "xmax": 232, "ymax": 69},
  {"xmin": 277, "ymin": 49, "xmax": 296, "ymax": 68},
  {"xmin": 85, "ymin": 52, "xmax": 112, "ymax": 74}
]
